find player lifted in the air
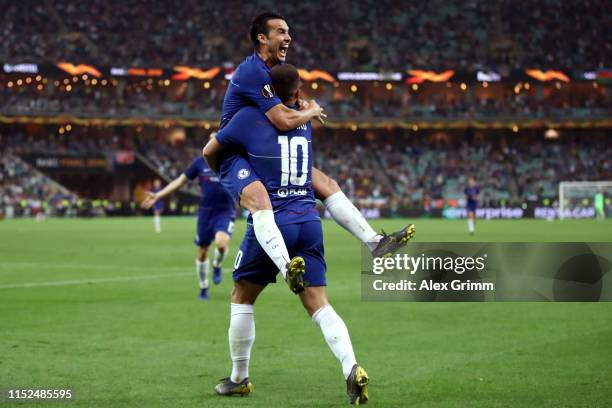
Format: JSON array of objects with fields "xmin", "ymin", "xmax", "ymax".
[
  {"xmin": 205, "ymin": 12, "xmax": 415, "ymax": 292},
  {"xmin": 211, "ymin": 64, "xmax": 369, "ymax": 405},
  {"xmin": 464, "ymin": 176, "xmax": 480, "ymax": 235},
  {"xmin": 141, "ymin": 150, "xmax": 235, "ymax": 300}
]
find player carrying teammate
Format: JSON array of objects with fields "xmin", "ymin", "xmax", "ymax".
[
  {"xmin": 464, "ymin": 176, "xmax": 480, "ymax": 235},
  {"xmin": 212, "ymin": 64, "xmax": 369, "ymax": 405},
  {"xmin": 141, "ymin": 151, "xmax": 235, "ymax": 299},
  {"xmin": 205, "ymin": 12, "xmax": 415, "ymax": 292}
]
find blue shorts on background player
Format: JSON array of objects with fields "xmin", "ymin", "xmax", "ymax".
[{"xmin": 140, "ymin": 153, "xmax": 237, "ymax": 300}]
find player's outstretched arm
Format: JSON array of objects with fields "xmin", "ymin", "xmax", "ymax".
[
  {"xmin": 140, "ymin": 175, "xmax": 188, "ymax": 209},
  {"xmin": 266, "ymin": 100, "xmax": 325, "ymax": 131}
]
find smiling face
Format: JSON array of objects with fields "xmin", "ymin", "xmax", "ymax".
[{"xmin": 258, "ymin": 19, "xmax": 291, "ymax": 66}]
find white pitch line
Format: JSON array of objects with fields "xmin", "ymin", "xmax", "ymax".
[
  {"xmin": 0, "ymin": 261, "xmax": 187, "ymax": 272},
  {"xmin": 0, "ymin": 272, "xmax": 193, "ymax": 289}
]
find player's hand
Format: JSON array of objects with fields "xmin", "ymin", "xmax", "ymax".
[
  {"xmin": 308, "ymin": 99, "xmax": 326, "ymax": 124},
  {"xmin": 297, "ymin": 98, "xmax": 310, "ymax": 110},
  {"xmin": 140, "ymin": 192, "xmax": 158, "ymax": 209},
  {"xmin": 315, "ymin": 112, "xmax": 327, "ymax": 124}
]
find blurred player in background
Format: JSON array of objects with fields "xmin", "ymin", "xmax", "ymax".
[
  {"xmin": 464, "ymin": 176, "xmax": 480, "ymax": 235},
  {"xmin": 141, "ymin": 148, "xmax": 235, "ymax": 300},
  {"xmin": 209, "ymin": 65, "xmax": 369, "ymax": 404},
  {"xmin": 206, "ymin": 12, "xmax": 414, "ymax": 289},
  {"xmin": 150, "ymin": 179, "xmax": 163, "ymax": 233}
]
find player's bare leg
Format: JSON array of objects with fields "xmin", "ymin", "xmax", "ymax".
[
  {"xmin": 212, "ymin": 231, "xmax": 230, "ymax": 285},
  {"xmin": 196, "ymin": 245, "xmax": 210, "ymax": 300},
  {"xmin": 239, "ymin": 181, "xmax": 305, "ymax": 293},
  {"xmin": 300, "ymin": 286, "xmax": 369, "ymax": 405},
  {"xmin": 312, "ymin": 167, "xmax": 414, "ymax": 258},
  {"xmin": 215, "ymin": 280, "xmax": 266, "ymax": 396}
]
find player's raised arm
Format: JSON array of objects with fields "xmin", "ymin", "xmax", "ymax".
[{"xmin": 140, "ymin": 174, "xmax": 188, "ymax": 209}]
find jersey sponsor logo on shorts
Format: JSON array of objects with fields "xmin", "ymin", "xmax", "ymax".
[
  {"xmin": 237, "ymin": 168, "xmax": 250, "ymax": 179},
  {"xmin": 261, "ymin": 84, "xmax": 275, "ymax": 98},
  {"xmin": 277, "ymin": 187, "xmax": 308, "ymax": 198}
]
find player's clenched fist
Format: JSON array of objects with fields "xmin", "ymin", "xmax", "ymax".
[
  {"xmin": 307, "ymin": 99, "xmax": 327, "ymax": 124},
  {"xmin": 140, "ymin": 192, "xmax": 158, "ymax": 209}
]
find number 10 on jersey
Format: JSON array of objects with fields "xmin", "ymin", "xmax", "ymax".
[{"xmin": 278, "ymin": 136, "xmax": 308, "ymax": 187}]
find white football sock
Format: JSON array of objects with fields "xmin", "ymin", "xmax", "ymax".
[
  {"xmin": 312, "ymin": 304, "xmax": 357, "ymax": 379},
  {"xmin": 468, "ymin": 219, "xmax": 475, "ymax": 233},
  {"xmin": 252, "ymin": 210, "xmax": 291, "ymax": 279},
  {"xmin": 196, "ymin": 259, "xmax": 209, "ymax": 289},
  {"xmin": 213, "ymin": 247, "xmax": 226, "ymax": 268},
  {"xmin": 153, "ymin": 214, "xmax": 161, "ymax": 233},
  {"xmin": 229, "ymin": 303, "xmax": 255, "ymax": 383},
  {"xmin": 324, "ymin": 192, "xmax": 380, "ymax": 251}
]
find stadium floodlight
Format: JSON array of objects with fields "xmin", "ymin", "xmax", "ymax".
[{"xmin": 558, "ymin": 181, "xmax": 612, "ymax": 220}]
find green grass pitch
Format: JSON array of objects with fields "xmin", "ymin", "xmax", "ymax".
[{"xmin": 1, "ymin": 217, "xmax": 611, "ymax": 407}]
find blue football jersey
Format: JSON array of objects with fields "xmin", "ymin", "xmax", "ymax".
[
  {"xmin": 218, "ymin": 52, "xmax": 283, "ymax": 181},
  {"xmin": 215, "ymin": 106, "xmax": 318, "ymax": 226},
  {"xmin": 184, "ymin": 156, "xmax": 235, "ymax": 211},
  {"xmin": 464, "ymin": 185, "xmax": 480, "ymax": 205},
  {"xmin": 220, "ymin": 52, "xmax": 282, "ymax": 129}
]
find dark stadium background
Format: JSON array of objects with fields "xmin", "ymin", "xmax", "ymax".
[{"xmin": 1, "ymin": 0, "xmax": 610, "ymax": 219}]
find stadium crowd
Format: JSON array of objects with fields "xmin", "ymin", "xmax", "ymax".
[
  {"xmin": 0, "ymin": 78, "xmax": 226, "ymax": 119},
  {"xmin": 0, "ymin": 128, "xmax": 202, "ymax": 197},
  {"xmin": 2, "ymin": 0, "xmax": 610, "ymax": 71},
  {"xmin": 2, "ymin": 127, "xmax": 610, "ymax": 215},
  {"xmin": 2, "ymin": 79, "xmax": 609, "ymax": 121},
  {"xmin": 0, "ymin": 152, "xmax": 78, "ymax": 217},
  {"xmin": 368, "ymin": 131, "xmax": 612, "ymax": 208},
  {"xmin": 1, "ymin": 0, "xmax": 610, "ymax": 217}
]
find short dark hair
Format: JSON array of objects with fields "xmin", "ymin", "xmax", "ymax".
[
  {"xmin": 250, "ymin": 12, "xmax": 285, "ymax": 48},
  {"xmin": 270, "ymin": 64, "xmax": 300, "ymax": 103}
]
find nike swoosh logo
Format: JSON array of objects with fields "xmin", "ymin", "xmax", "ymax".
[{"xmin": 265, "ymin": 238, "xmax": 276, "ymax": 245}]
